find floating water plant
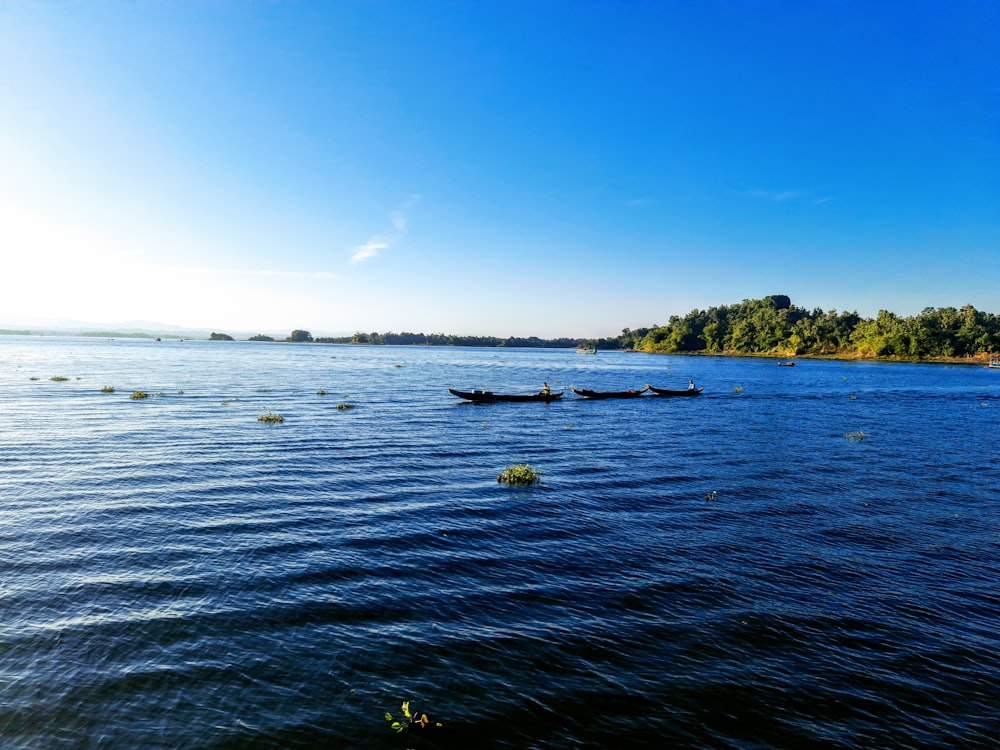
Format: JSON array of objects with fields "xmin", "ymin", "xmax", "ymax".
[
  {"xmin": 50, "ymin": 376, "xmax": 69, "ymax": 382},
  {"xmin": 29, "ymin": 376, "xmax": 39, "ymax": 381},
  {"xmin": 130, "ymin": 390, "xmax": 150, "ymax": 399},
  {"xmin": 258, "ymin": 410, "xmax": 284, "ymax": 423},
  {"xmin": 843, "ymin": 431, "xmax": 867, "ymax": 441},
  {"xmin": 385, "ymin": 701, "xmax": 442, "ymax": 736},
  {"xmin": 317, "ymin": 389, "xmax": 328, "ymax": 396},
  {"xmin": 498, "ymin": 464, "xmax": 541, "ymax": 486},
  {"xmin": 101, "ymin": 386, "xmax": 115, "ymax": 393},
  {"xmin": 336, "ymin": 402, "xmax": 355, "ymax": 411},
  {"xmin": 733, "ymin": 386, "xmax": 744, "ymax": 393}
]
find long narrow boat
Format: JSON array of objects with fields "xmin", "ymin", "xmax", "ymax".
[
  {"xmin": 571, "ymin": 386, "xmax": 648, "ymax": 399},
  {"xmin": 449, "ymin": 388, "xmax": 564, "ymax": 403},
  {"xmin": 646, "ymin": 385, "xmax": 704, "ymax": 397}
]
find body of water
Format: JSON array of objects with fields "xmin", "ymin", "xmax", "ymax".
[{"xmin": 1, "ymin": 336, "xmax": 998, "ymax": 748}]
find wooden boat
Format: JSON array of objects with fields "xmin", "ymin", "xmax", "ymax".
[
  {"xmin": 778, "ymin": 361, "xmax": 795, "ymax": 366},
  {"xmin": 646, "ymin": 385, "xmax": 704, "ymax": 397},
  {"xmin": 449, "ymin": 388, "xmax": 563, "ymax": 403},
  {"xmin": 571, "ymin": 386, "xmax": 648, "ymax": 399},
  {"xmin": 576, "ymin": 347, "xmax": 597, "ymax": 355},
  {"xmin": 987, "ymin": 358, "xmax": 1000, "ymax": 369}
]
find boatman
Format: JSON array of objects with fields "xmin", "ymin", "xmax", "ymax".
[
  {"xmin": 542, "ymin": 381, "xmax": 551, "ymax": 395},
  {"xmin": 688, "ymin": 379, "xmax": 696, "ymax": 390}
]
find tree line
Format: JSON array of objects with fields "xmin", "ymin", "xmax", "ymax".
[
  {"xmin": 623, "ymin": 295, "xmax": 1000, "ymax": 358},
  {"xmin": 264, "ymin": 294, "xmax": 1000, "ymax": 360},
  {"xmin": 313, "ymin": 331, "xmax": 623, "ymax": 349}
]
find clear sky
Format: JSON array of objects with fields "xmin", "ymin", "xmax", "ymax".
[{"xmin": 1, "ymin": 1, "xmax": 997, "ymax": 338}]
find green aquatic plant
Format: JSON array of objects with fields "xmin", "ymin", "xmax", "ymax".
[
  {"xmin": 336, "ymin": 402, "xmax": 355, "ymax": 411},
  {"xmin": 154, "ymin": 392, "xmax": 166, "ymax": 397},
  {"xmin": 385, "ymin": 701, "xmax": 442, "ymax": 735},
  {"xmin": 394, "ymin": 363, "xmax": 404, "ymax": 368},
  {"xmin": 843, "ymin": 431, "xmax": 867, "ymax": 441},
  {"xmin": 498, "ymin": 464, "xmax": 541, "ymax": 486},
  {"xmin": 101, "ymin": 386, "xmax": 116, "ymax": 393},
  {"xmin": 50, "ymin": 376, "xmax": 69, "ymax": 382},
  {"xmin": 317, "ymin": 389, "xmax": 328, "ymax": 396},
  {"xmin": 733, "ymin": 386, "xmax": 743, "ymax": 393},
  {"xmin": 130, "ymin": 390, "xmax": 150, "ymax": 399},
  {"xmin": 258, "ymin": 410, "xmax": 284, "ymax": 423},
  {"xmin": 29, "ymin": 376, "xmax": 40, "ymax": 381}
]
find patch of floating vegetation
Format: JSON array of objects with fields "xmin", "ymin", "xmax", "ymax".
[
  {"xmin": 154, "ymin": 392, "xmax": 166, "ymax": 397},
  {"xmin": 101, "ymin": 386, "xmax": 116, "ymax": 393},
  {"xmin": 733, "ymin": 386, "xmax": 744, "ymax": 393},
  {"xmin": 130, "ymin": 391, "xmax": 150, "ymax": 399},
  {"xmin": 258, "ymin": 410, "xmax": 284, "ymax": 423},
  {"xmin": 497, "ymin": 464, "xmax": 541, "ymax": 486},
  {"xmin": 843, "ymin": 431, "xmax": 867, "ymax": 441},
  {"xmin": 336, "ymin": 402, "xmax": 356, "ymax": 411},
  {"xmin": 394, "ymin": 363, "xmax": 404, "ymax": 368},
  {"xmin": 50, "ymin": 376, "xmax": 69, "ymax": 382},
  {"xmin": 317, "ymin": 389, "xmax": 328, "ymax": 396},
  {"xmin": 29, "ymin": 376, "xmax": 40, "ymax": 381}
]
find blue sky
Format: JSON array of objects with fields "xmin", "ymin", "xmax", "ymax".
[{"xmin": 1, "ymin": 1, "xmax": 997, "ymax": 337}]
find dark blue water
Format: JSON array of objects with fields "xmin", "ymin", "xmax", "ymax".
[{"xmin": 2, "ymin": 337, "xmax": 998, "ymax": 749}]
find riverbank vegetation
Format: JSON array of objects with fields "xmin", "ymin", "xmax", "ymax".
[
  {"xmin": 309, "ymin": 295, "xmax": 999, "ymax": 362},
  {"xmin": 621, "ymin": 295, "xmax": 1000, "ymax": 361}
]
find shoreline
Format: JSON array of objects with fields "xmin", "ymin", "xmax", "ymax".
[{"xmin": 637, "ymin": 349, "xmax": 998, "ymax": 367}]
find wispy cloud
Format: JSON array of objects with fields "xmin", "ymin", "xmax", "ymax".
[
  {"xmin": 747, "ymin": 189, "xmax": 802, "ymax": 202},
  {"xmin": 746, "ymin": 188, "xmax": 833, "ymax": 205},
  {"xmin": 351, "ymin": 194, "xmax": 422, "ymax": 265},
  {"xmin": 350, "ymin": 239, "xmax": 390, "ymax": 264}
]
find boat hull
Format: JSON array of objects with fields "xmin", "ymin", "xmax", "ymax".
[
  {"xmin": 449, "ymin": 389, "xmax": 563, "ymax": 403},
  {"xmin": 647, "ymin": 386, "xmax": 704, "ymax": 397}
]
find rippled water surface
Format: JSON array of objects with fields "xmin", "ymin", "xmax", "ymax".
[{"xmin": 2, "ymin": 337, "xmax": 998, "ymax": 749}]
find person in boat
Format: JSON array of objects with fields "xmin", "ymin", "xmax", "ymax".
[
  {"xmin": 687, "ymin": 379, "xmax": 696, "ymax": 391},
  {"xmin": 541, "ymin": 381, "xmax": 551, "ymax": 395}
]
